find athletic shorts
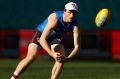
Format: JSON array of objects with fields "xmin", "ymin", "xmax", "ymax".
[{"xmin": 30, "ymin": 29, "xmax": 62, "ymax": 47}]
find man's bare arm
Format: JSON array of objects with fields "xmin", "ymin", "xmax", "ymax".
[
  {"xmin": 39, "ymin": 13, "xmax": 60, "ymax": 58},
  {"xmin": 67, "ymin": 23, "xmax": 80, "ymax": 60}
]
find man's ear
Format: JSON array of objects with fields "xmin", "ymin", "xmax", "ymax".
[{"xmin": 64, "ymin": 9, "xmax": 67, "ymax": 12}]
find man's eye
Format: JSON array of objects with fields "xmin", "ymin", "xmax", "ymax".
[{"xmin": 68, "ymin": 11, "xmax": 71, "ymax": 13}]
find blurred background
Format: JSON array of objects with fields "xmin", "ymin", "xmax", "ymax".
[
  {"xmin": 0, "ymin": 0, "xmax": 120, "ymax": 60},
  {"xmin": 0, "ymin": 0, "xmax": 120, "ymax": 79}
]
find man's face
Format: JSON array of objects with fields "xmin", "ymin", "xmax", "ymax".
[{"xmin": 64, "ymin": 9, "xmax": 77, "ymax": 23}]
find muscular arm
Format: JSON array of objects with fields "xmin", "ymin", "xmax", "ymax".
[
  {"xmin": 39, "ymin": 13, "xmax": 57, "ymax": 58},
  {"xmin": 67, "ymin": 23, "xmax": 80, "ymax": 60}
]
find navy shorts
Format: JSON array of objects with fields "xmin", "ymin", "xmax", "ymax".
[
  {"xmin": 30, "ymin": 29, "xmax": 62, "ymax": 47},
  {"xmin": 30, "ymin": 29, "xmax": 41, "ymax": 46}
]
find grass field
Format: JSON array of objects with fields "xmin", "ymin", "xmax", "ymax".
[{"xmin": 1, "ymin": 59, "xmax": 120, "ymax": 79}]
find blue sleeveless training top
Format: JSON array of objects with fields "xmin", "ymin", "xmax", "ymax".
[{"xmin": 36, "ymin": 11, "xmax": 78, "ymax": 38}]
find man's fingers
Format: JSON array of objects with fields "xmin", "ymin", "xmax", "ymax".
[
  {"xmin": 54, "ymin": 52, "xmax": 66, "ymax": 62},
  {"xmin": 56, "ymin": 53, "xmax": 62, "ymax": 57},
  {"xmin": 56, "ymin": 56, "xmax": 66, "ymax": 62},
  {"xmin": 56, "ymin": 53, "xmax": 61, "ymax": 55}
]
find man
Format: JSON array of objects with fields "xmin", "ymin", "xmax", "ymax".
[{"xmin": 10, "ymin": 2, "xmax": 80, "ymax": 79}]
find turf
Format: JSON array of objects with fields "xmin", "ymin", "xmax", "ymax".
[{"xmin": 1, "ymin": 59, "xmax": 120, "ymax": 79}]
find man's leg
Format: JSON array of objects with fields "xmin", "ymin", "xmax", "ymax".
[
  {"xmin": 50, "ymin": 44, "xmax": 65, "ymax": 79},
  {"xmin": 51, "ymin": 61, "xmax": 64, "ymax": 79},
  {"xmin": 10, "ymin": 43, "xmax": 40, "ymax": 79}
]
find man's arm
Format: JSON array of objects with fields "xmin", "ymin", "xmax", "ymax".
[
  {"xmin": 39, "ymin": 13, "xmax": 61, "ymax": 60},
  {"xmin": 67, "ymin": 23, "xmax": 80, "ymax": 60}
]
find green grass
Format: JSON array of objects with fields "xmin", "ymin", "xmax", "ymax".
[{"xmin": 1, "ymin": 59, "xmax": 120, "ymax": 79}]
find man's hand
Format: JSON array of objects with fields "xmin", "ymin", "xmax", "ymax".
[
  {"xmin": 61, "ymin": 56, "xmax": 70, "ymax": 63},
  {"xmin": 52, "ymin": 52, "xmax": 63, "ymax": 62}
]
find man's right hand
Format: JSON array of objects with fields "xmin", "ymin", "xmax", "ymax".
[{"xmin": 52, "ymin": 52, "xmax": 63, "ymax": 62}]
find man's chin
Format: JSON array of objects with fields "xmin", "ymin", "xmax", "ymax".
[{"xmin": 69, "ymin": 19, "xmax": 74, "ymax": 22}]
